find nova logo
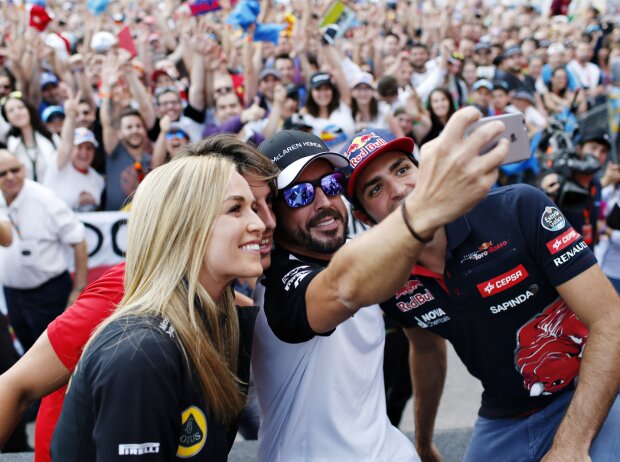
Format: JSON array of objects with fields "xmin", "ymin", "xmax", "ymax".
[
  {"xmin": 414, "ymin": 308, "xmax": 450, "ymax": 328},
  {"xmin": 546, "ymin": 227, "xmax": 580, "ymax": 255},
  {"xmin": 477, "ymin": 265, "xmax": 529, "ymax": 298}
]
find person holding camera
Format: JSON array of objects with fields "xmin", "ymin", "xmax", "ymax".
[{"xmin": 540, "ymin": 128, "xmax": 611, "ymax": 248}]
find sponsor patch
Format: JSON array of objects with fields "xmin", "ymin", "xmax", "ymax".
[
  {"xmin": 119, "ymin": 443, "xmax": 160, "ymax": 456},
  {"xmin": 395, "ymin": 289, "xmax": 434, "ymax": 312},
  {"xmin": 394, "ymin": 279, "xmax": 423, "ymax": 300},
  {"xmin": 490, "ymin": 285, "xmax": 539, "ymax": 314},
  {"xmin": 541, "ymin": 206, "xmax": 566, "ymax": 232},
  {"xmin": 414, "ymin": 308, "xmax": 450, "ymax": 328},
  {"xmin": 477, "ymin": 264, "xmax": 529, "ymax": 298},
  {"xmin": 177, "ymin": 406, "xmax": 207, "ymax": 458},
  {"xmin": 546, "ymin": 227, "xmax": 580, "ymax": 255},
  {"xmin": 553, "ymin": 241, "xmax": 588, "ymax": 267},
  {"xmin": 460, "ymin": 240, "xmax": 509, "ymax": 263},
  {"xmin": 282, "ymin": 266, "xmax": 312, "ymax": 291}
]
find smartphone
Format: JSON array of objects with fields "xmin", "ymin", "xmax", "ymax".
[{"xmin": 464, "ymin": 112, "xmax": 530, "ymax": 165}]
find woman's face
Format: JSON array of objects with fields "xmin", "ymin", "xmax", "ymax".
[
  {"xmin": 312, "ymin": 84, "xmax": 333, "ymax": 108},
  {"xmin": 4, "ymin": 99, "xmax": 30, "ymax": 129},
  {"xmin": 551, "ymin": 69, "xmax": 568, "ymax": 92},
  {"xmin": 430, "ymin": 91, "xmax": 450, "ymax": 118},
  {"xmin": 201, "ymin": 171, "xmax": 265, "ymax": 296},
  {"xmin": 352, "ymin": 84, "xmax": 373, "ymax": 105}
]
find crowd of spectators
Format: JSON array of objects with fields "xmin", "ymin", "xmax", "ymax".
[{"xmin": 0, "ymin": 0, "xmax": 615, "ymax": 215}]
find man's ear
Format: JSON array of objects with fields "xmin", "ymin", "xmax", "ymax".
[{"xmin": 352, "ymin": 208, "xmax": 375, "ymax": 226}]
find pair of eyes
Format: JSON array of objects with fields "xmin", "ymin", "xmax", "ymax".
[
  {"xmin": 366, "ymin": 165, "xmax": 412, "ymax": 198},
  {"xmin": 227, "ymin": 197, "xmax": 273, "ymax": 215}
]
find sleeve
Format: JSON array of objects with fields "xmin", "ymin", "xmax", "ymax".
[
  {"xmin": 49, "ymin": 197, "xmax": 85, "ymax": 245},
  {"xmin": 263, "ymin": 260, "xmax": 332, "ymax": 344},
  {"xmin": 512, "ymin": 184, "xmax": 597, "ymax": 286},
  {"xmin": 148, "ymin": 118, "xmax": 161, "ymax": 141},
  {"xmin": 183, "ymin": 104, "xmax": 205, "ymax": 123},
  {"xmin": 87, "ymin": 330, "xmax": 182, "ymax": 461},
  {"xmin": 47, "ymin": 264, "xmax": 125, "ymax": 370}
]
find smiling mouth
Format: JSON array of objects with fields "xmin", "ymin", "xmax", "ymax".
[
  {"xmin": 240, "ymin": 243, "xmax": 260, "ymax": 252},
  {"xmin": 258, "ymin": 237, "xmax": 272, "ymax": 253}
]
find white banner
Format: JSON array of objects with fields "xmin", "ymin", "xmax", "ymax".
[{"xmin": 75, "ymin": 211, "xmax": 129, "ymax": 270}]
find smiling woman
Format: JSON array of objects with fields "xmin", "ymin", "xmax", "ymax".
[{"xmin": 51, "ymin": 154, "xmax": 266, "ymax": 461}]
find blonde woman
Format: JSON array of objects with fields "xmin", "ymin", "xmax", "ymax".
[{"xmin": 51, "ymin": 154, "xmax": 265, "ymax": 461}]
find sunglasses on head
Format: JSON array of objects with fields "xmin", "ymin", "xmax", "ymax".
[
  {"xmin": 166, "ymin": 130, "xmax": 188, "ymax": 140},
  {"xmin": 0, "ymin": 166, "xmax": 21, "ymax": 178},
  {"xmin": 282, "ymin": 171, "xmax": 345, "ymax": 209},
  {"xmin": 0, "ymin": 91, "xmax": 22, "ymax": 106}
]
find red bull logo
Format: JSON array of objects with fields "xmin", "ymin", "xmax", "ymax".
[
  {"xmin": 345, "ymin": 132, "xmax": 388, "ymax": 167},
  {"xmin": 395, "ymin": 279, "xmax": 424, "ymax": 299}
]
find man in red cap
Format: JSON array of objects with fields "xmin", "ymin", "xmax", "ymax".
[{"xmin": 342, "ymin": 125, "xmax": 620, "ymax": 462}]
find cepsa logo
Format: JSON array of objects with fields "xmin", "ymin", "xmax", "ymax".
[
  {"xmin": 477, "ymin": 264, "xmax": 529, "ymax": 298},
  {"xmin": 460, "ymin": 240, "xmax": 509, "ymax": 263},
  {"xmin": 345, "ymin": 132, "xmax": 388, "ymax": 167},
  {"xmin": 546, "ymin": 227, "xmax": 580, "ymax": 255}
]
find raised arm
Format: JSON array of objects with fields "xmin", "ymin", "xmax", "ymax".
[
  {"xmin": 99, "ymin": 55, "xmax": 120, "ymax": 155},
  {"xmin": 541, "ymin": 265, "xmax": 620, "ymax": 461},
  {"xmin": 306, "ymin": 107, "xmax": 509, "ymax": 333},
  {"xmin": 321, "ymin": 43, "xmax": 351, "ymax": 106},
  {"xmin": 121, "ymin": 52, "xmax": 156, "ymax": 131},
  {"xmin": 57, "ymin": 90, "xmax": 81, "ymax": 169},
  {"xmin": 152, "ymin": 115, "xmax": 171, "ymax": 169}
]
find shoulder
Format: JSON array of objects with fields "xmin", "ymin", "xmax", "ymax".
[{"xmin": 84, "ymin": 316, "xmax": 182, "ymax": 379}]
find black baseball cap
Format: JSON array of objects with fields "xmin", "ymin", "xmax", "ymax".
[
  {"xmin": 258, "ymin": 130, "xmax": 348, "ymax": 190},
  {"xmin": 579, "ymin": 128, "xmax": 611, "ymax": 149},
  {"xmin": 309, "ymin": 72, "xmax": 333, "ymax": 90}
]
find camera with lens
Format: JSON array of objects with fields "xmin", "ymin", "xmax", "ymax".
[{"xmin": 547, "ymin": 150, "xmax": 602, "ymax": 212}]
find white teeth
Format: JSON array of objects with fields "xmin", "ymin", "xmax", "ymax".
[
  {"xmin": 260, "ymin": 238, "xmax": 270, "ymax": 245},
  {"xmin": 241, "ymin": 244, "xmax": 260, "ymax": 252},
  {"xmin": 316, "ymin": 218, "xmax": 335, "ymax": 227}
]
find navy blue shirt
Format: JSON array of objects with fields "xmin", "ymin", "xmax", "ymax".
[{"xmin": 381, "ymin": 185, "xmax": 597, "ymax": 418}]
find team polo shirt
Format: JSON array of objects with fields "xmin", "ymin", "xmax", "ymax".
[
  {"xmin": 255, "ymin": 247, "xmax": 418, "ymax": 462},
  {"xmin": 52, "ymin": 309, "xmax": 257, "ymax": 461},
  {"xmin": 381, "ymin": 185, "xmax": 597, "ymax": 419}
]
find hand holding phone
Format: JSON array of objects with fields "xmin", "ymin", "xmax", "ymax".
[{"xmin": 464, "ymin": 112, "xmax": 530, "ymax": 165}]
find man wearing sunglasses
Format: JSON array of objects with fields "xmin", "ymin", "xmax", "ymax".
[
  {"xmin": 253, "ymin": 107, "xmax": 508, "ymax": 462},
  {"xmin": 341, "ymin": 127, "xmax": 620, "ymax": 462}
]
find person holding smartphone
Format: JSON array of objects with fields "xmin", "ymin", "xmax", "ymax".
[{"xmin": 342, "ymin": 123, "xmax": 620, "ymax": 462}]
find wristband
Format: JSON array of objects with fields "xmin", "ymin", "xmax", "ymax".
[{"xmin": 400, "ymin": 201, "xmax": 432, "ymax": 244}]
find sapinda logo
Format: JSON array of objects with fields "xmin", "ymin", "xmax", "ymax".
[
  {"xmin": 546, "ymin": 227, "xmax": 580, "ymax": 255},
  {"xmin": 476, "ymin": 264, "xmax": 529, "ymax": 298}
]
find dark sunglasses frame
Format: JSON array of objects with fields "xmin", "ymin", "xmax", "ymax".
[{"xmin": 282, "ymin": 171, "xmax": 346, "ymax": 209}]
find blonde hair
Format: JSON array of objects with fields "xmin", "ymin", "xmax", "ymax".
[{"xmin": 89, "ymin": 155, "xmax": 244, "ymax": 422}]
